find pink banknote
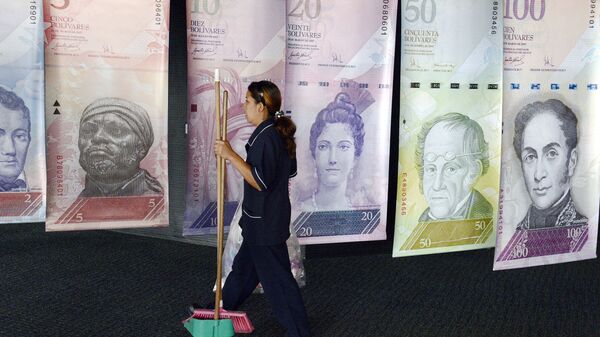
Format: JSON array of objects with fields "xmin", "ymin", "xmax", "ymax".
[
  {"xmin": 44, "ymin": 0, "xmax": 170, "ymax": 231},
  {"xmin": 286, "ymin": 0, "xmax": 398, "ymax": 244},
  {"xmin": 184, "ymin": 0, "xmax": 286, "ymax": 235},
  {"xmin": 494, "ymin": 0, "xmax": 599, "ymax": 269}
]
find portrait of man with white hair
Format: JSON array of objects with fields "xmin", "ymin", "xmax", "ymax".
[
  {"xmin": 77, "ymin": 97, "xmax": 163, "ymax": 197},
  {"xmin": 415, "ymin": 113, "xmax": 493, "ymax": 222}
]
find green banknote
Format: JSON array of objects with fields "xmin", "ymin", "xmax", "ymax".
[{"xmin": 393, "ymin": 0, "xmax": 502, "ymax": 257}]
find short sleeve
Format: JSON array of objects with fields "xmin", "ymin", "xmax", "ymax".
[{"xmin": 250, "ymin": 138, "xmax": 277, "ymax": 191}]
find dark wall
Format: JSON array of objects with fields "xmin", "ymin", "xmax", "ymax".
[{"xmin": 164, "ymin": 1, "xmax": 402, "ymax": 257}]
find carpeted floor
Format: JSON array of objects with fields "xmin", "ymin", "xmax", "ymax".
[{"xmin": 1, "ymin": 223, "xmax": 598, "ymax": 337}]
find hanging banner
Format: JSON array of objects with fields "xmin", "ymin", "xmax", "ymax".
[
  {"xmin": 287, "ymin": 0, "xmax": 398, "ymax": 244},
  {"xmin": 494, "ymin": 1, "xmax": 599, "ymax": 270},
  {"xmin": 183, "ymin": 0, "xmax": 286, "ymax": 235},
  {"xmin": 393, "ymin": 0, "xmax": 503, "ymax": 257},
  {"xmin": 44, "ymin": 0, "xmax": 170, "ymax": 231},
  {"xmin": 0, "ymin": 1, "xmax": 46, "ymax": 223}
]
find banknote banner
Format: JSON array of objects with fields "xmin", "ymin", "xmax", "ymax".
[
  {"xmin": 0, "ymin": 1, "xmax": 46, "ymax": 223},
  {"xmin": 183, "ymin": 0, "xmax": 286, "ymax": 235},
  {"xmin": 494, "ymin": 0, "xmax": 599, "ymax": 269},
  {"xmin": 393, "ymin": 0, "xmax": 503, "ymax": 257},
  {"xmin": 287, "ymin": 0, "xmax": 398, "ymax": 244},
  {"xmin": 44, "ymin": 0, "xmax": 170, "ymax": 231}
]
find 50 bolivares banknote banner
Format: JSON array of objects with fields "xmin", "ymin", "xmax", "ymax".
[
  {"xmin": 287, "ymin": 0, "xmax": 398, "ymax": 244},
  {"xmin": 44, "ymin": 0, "xmax": 170, "ymax": 231},
  {"xmin": 494, "ymin": 0, "xmax": 599, "ymax": 270},
  {"xmin": 393, "ymin": 0, "xmax": 503, "ymax": 257},
  {"xmin": 0, "ymin": 1, "xmax": 46, "ymax": 223},
  {"xmin": 184, "ymin": 0, "xmax": 286, "ymax": 235}
]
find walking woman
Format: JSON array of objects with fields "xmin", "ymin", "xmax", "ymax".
[{"xmin": 213, "ymin": 80, "xmax": 312, "ymax": 337}]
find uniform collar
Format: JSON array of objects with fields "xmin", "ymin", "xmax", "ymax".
[{"xmin": 247, "ymin": 118, "xmax": 274, "ymax": 147}]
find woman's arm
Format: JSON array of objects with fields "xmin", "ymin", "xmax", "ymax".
[{"xmin": 214, "ymin": 140, "xmax": 262, "ymax": 191}]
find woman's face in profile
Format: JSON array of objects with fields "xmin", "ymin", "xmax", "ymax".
[{"xmin": 314, "ymin": 122, "xmax": 356, "ymax": 188}]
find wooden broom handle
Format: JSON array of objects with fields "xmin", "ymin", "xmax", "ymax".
[{"xmin": 214, "ymin": 80, "xmax": 223, "ymax": 320}]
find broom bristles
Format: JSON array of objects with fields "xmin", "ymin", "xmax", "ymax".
[{"xmin": 188, "ymin": 308, "xmax": 254, "ymax": 334}]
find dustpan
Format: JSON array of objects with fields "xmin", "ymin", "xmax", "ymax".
[{"xmin": 184, "ymin": 318, "xmax": 234, "ymax": 337}]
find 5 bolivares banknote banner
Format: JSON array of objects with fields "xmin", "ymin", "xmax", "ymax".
[{"xmin": 44, "ymin": 0, "xmax": 170, "ymax": 231}]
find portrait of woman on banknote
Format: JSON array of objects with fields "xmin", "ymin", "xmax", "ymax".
[{"xmin": 298, "ymin": 86, "xmax": 374, "ymax": 211}]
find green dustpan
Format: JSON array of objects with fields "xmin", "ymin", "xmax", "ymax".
[{"xmin": 184, "ymin": 318, "xmax": 235, "ymax": 337}]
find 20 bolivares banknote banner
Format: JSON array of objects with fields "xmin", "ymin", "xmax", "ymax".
[
  {"xmin": 393, "ymin": 0, "xmax": 503, "ymax": 257},
  {"xmin": 0, "ymin": 1, "xmax": 46, "ymax": 223},
  {"xmin": 287, "ymin": 0, "xmax": 398, "ymax": 244},
  {"xmin": 494, "ymin": 0, "xmax": 599, "ymax": 270},
  {"xmin": 183, "ymin": 0, "xmax": 286, "ymax": 235},
  {"xmin": 44, "ymin": 0, "xmax": 170, "ymax": 231}
]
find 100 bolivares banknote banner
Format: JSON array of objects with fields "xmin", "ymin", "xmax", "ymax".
[
  {"xmin": 44, "ymin": 0, "xmax": 170, "ymax": 231},
  {"xmin": 183, "ymin": 0, "xmax": 286, "ymax": 235},
  {"xmin": 393, "ymin": 0, "xmax": 503, "ymax": 257},
  {"xmin": 494, "ymin": 0, "xmax": 599, "ymax": 270},
  {"xmin": 287, "ymin": 0, "xmax": 398, "ymax": 244},
  {"xmin": 0, "ymin": 1, "xmax": 46, "ymax": 223}
]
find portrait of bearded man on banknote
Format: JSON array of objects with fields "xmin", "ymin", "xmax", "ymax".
[
  {"xmin": 0, "ymin": 87, "xmax": 30, "ymax": 192},
  {"xmin": 77, "ymin": 97, "xmax": 163, "ymax": 197},
  {"xmin": 513, "ymin": 99, "xmax": 588, "ymax": 230},
  {"xmin": 416, "ymin": 113, "xmax": 493, "ymax": 222}
]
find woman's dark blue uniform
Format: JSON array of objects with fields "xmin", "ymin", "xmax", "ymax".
[{"xmin": 221, "ymin": 118, "xmax": 311, "ymax": 337}]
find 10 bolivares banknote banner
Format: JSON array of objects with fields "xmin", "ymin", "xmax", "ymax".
[
  {"xmin": 44, "ymin": 0, "xmax": 170, "ymax": 231},
  {"xmin": 183, "ymin": 0, "xmax": 286, "ymax": 235},
  {"xmin": 0, "ymin": 1, "xmax": 46, "ymax": 223},
  {"xmin": 393, "ymin": 0, "xmax": 503, "ymax": 257},
  {"xmin": 494, "ymin": 0, "xmax": 599, "ymax": 270},
  {"xmin": 286, "ymin": 0, "xmax": 398, "ymax": 244}
]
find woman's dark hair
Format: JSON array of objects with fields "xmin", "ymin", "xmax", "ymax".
[{"xmin": 247, "ymin": 81, "xmax": 296, "ymax": 158}]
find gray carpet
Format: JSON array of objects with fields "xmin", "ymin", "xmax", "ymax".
[{"xmin": 1, "ymin": 222, "xmax": 598, "ymax": 337}]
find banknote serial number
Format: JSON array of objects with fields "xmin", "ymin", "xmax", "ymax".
[
  {"xmin": 155, "ymin": 0, "xmax": 163, "ymax": 26},
  {"xmin": 29, "ymin": 1, "xmax": 38, "ymax": 25},
  {"xmin": 400, "ymin": 173, "xmax": 408, "ymax": 216},
  {"xmin": 590, "ymin": 0, "xmax": 597, "ymax": 28},
  {"xmin": 490, "ymin": 1, "xmax": 499, "ymax": 34},
  {"xmin": 191, "ymin": 160, "xmax": 201, "ymax": 202},
  {"xmin": 381, "ymin": 0, "xmax": 392, "ymax": 36},
  {"xmin": 497, "ymin": 188, "xmax": 504, "ymax": 235},
  {"xmin": 56, "ymin": 155, "xmax": 65, "ymax": 197}
]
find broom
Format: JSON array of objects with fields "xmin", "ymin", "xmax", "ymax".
[{"xmin": 186, "ymin": 70, "xmax": 254, "ymax": 334}]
